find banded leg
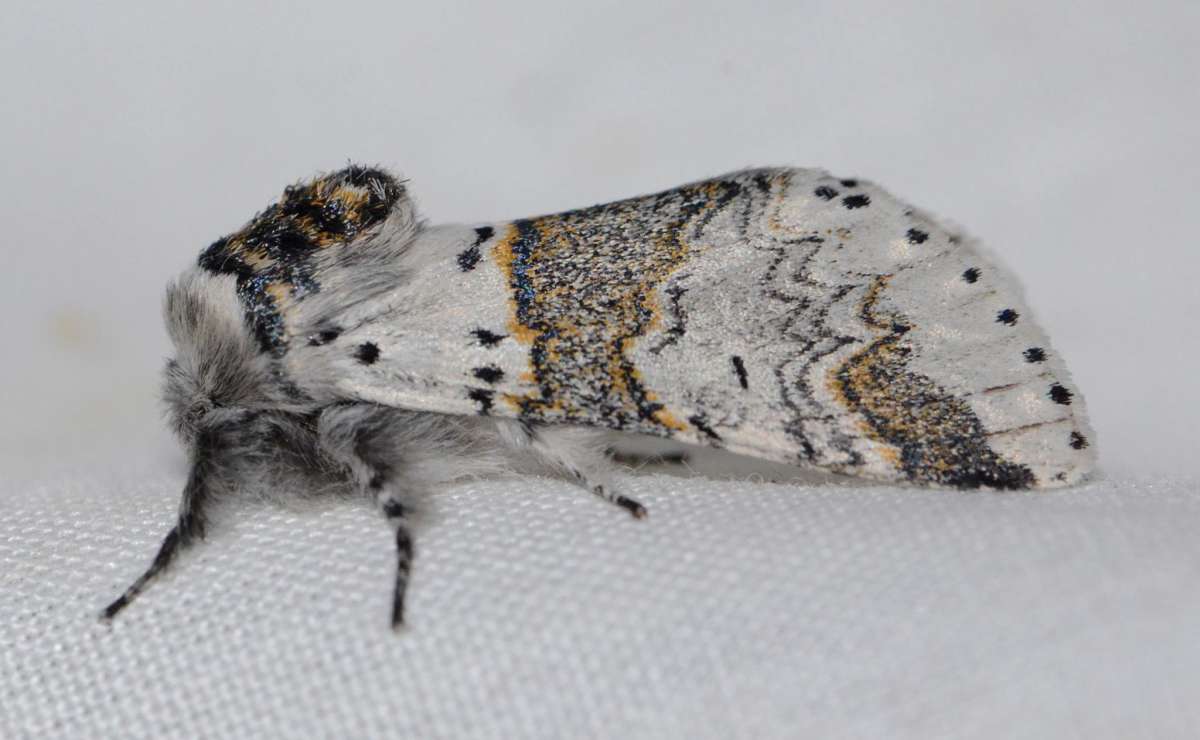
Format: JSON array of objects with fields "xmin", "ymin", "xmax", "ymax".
[
  {"xmin": 570, "ymin": 468, "xmax": 648, "ymax": 520},
  {"xmin": 377, "ymin": 486, "xmax": 414, "ymax": 630},
  {"xmin": 501, "ymin": 421, "xmax": 647, "ymax": 519},
  {"xmin": 101, "ymin": 428, "xmax": 218, "ymax": 621},
  {"xmin": 318, "ymin": 405, "xmax": 417, "ymax": 630}
]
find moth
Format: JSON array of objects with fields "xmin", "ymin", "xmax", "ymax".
[{"xmin": 102, "ymin": 165, "xmax": 1095, "ymax": 628}]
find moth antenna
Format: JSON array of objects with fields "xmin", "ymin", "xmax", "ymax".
[{"xmin": 101, "ymin": 436, "xmax": 216, "ymax": 622}]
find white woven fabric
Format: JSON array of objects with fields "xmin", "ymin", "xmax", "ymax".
[{"xmin": 4, "ymin": 465, "xmax": 1198, "ymax": 739}]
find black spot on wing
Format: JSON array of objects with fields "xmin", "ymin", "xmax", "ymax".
[
  {"xmin": 472, "ymin": 365, "xmax": 504, "ymax": 384},
  {"xmin": 456, "ymin": 226, "xmax": 497, "ymax": 272},
  {"xmin": 355, "ymin": 342, "xmax": 380, "ymax": 365},
  {"xmin": 962, "ymin": 267, "xmax": 981, "ymax": 283},
  {"xmin": 839, "ymin": 179, "xmax": 858, "ymax": 187},
  {"xmin": 473, "ymin": 225, "xmax": 494, "ymax": 245},
  {"xmin": 1070, "ymin": 431, "xmax": 1088, "ymax": 449},
  {"xmin": 997, "ymin": 309, "xmax": 1019, "ymax": 326},
  {"xmin": 307, "ymin": 328, "xmax": 341, "ymax": 346},
  {"xmin": 1049, "ymin": 383, "xmax": 1073, "ymax": 405},
  {"xmin": 471, "ymin": 328, "xmax": 507, "ymax": 346},
  {"xmin": 814, "ymin": 186, "xmax": 839, "ymax": 201},
  {"xmin": 731, "ymin": 355, "xmax": 749, "ymax": 389},
  {"xmin": 1024, "ymin": 347, "xmax": 1046, "ymax": 363},
  {"xmin": 843, "ymin": 194, "xmax": 871, "ymax": 209},
  {"xmin": 688, "ymin": 414, "xmax": 722, "ymax": 442},
  {"xmin": 906, "ymin": 228, "xmax": 928, "ymax": 244},
  {"xmin": 467, "ymin": 388, "xmax": 494, "ymax": 414},
  {"xmin": 456, "ymin": 246, "xmax": 481, "ymax": 272}
]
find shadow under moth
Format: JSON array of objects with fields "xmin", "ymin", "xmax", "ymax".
[{"xmin": 102, "ymin": 165, "xmax": 1095, "ymax": 629}]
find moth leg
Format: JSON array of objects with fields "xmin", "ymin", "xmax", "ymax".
[
  {"xmin": 317, "ymin": 404, "xmax": 416, "ymax": 630},
  {"xmin": 101, "ymin": 429, "xmax": 217, "ymax": 622},
  {"xmin": 501, "ymin": 421, "xmax": 647, "ymax": 519},
  {"xmin": 370, "ymin": 479, "xmax": 414, "ymax": 631},
  {"xmin": 606, "ymin": 447, "xmax": 690, "ymax": 467},
  {"xmin": 571, "ymin": 467, "xmax": 648, "ymax": 519}
]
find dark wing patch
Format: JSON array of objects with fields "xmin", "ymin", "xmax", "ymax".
[
  {"xmin": 472, "ymin": 365, "xmax": 505, "ymax": 384},
  {"xmin": 471, "ymin": 328, "xmax": 507, "ymax": 347},
  {"xmin": 731, "ymin": 355, "xmax": 749, "ymax": 389},
  {"xmin": 355, "ymin": 342, "xmax": 381, "ymax": 365}
]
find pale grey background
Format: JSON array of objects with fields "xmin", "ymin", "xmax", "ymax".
[
  {"xmin": 1, "ymin": 0, "xmax": 1197, "ymax": 478},
  {"xmin": 2, "ymin": 2, "xmax": 1198, "ymax": 738}
]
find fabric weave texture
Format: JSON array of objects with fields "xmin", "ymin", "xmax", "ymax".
[{"xmin": 4, "ymin": 466, "xmax": 1198, "ymax": 739}]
